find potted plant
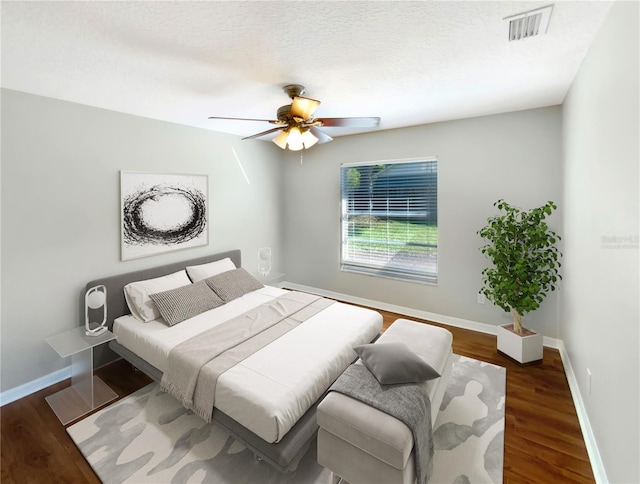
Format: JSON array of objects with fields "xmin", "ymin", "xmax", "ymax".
[{"xmin": 477, "ymin": 199, "xmax": 562, "ymax": 364}]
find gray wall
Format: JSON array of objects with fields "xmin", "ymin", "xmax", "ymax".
[
  {"xmin": 282, "ymin": 107, "xmax": 563, "ymax": 337},
  {"xmin": 561, "ymin": 1, "xmax": 639, "ymax": 482},
  {"xmin": 0, "ymin": 89, "xmax": 284, "ymax": 392}
]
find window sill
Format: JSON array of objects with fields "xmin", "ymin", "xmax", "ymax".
[{"xmin": 340, "ymin": 265, "xmax": 438, "ymax": 286}]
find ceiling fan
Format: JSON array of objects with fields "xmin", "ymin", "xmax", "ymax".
[{"xmin": 208, "ymin": 84, "xmax": 381, "ymax": 151}]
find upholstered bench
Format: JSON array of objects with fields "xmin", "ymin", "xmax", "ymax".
[{"xmin": 317, "ymin": 319, "xmax": 453, "ymax": 484}]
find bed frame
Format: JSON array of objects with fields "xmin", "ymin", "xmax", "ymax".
[{"xmin": 86, "ymin": 249, "xmax": 320, "ymax": 472}]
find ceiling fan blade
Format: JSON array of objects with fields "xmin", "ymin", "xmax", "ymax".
[
  {"xmin": 318, "ymin": 117, "xmax": 381, "ymax": 128},
  {"xmin": 309, "ymin": 127, "xmax": 333, "ymax": 144},
  {"xmin": 209, "ymin": 116, "xmax": 282, "ymax": 124},
  {"xmin": 242, "ymin": 126, "xmax": 287, "ymax": 140},
  {"xmin": 291, "ymin": 96, "xmax": 321, "ymax": 120}
]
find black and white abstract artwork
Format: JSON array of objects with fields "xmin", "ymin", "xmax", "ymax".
[{"xmin": 121, "ymin": 172, "xmax": 208, "ymax": 261}]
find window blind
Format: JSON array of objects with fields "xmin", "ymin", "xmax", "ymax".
[{"xmin": 340, "ymin": 159, "xmax": 438, "ymax": 283}]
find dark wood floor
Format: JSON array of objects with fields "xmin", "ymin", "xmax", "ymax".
[{"xmin": 1, "ymin": 309, "xmax": 595, "ymax": 483}]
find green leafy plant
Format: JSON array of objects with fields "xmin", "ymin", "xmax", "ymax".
[{"xmin": 478, "ymin": 199, "xmax": 562, "ymax": 335}]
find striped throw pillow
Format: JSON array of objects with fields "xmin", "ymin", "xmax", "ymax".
[
  {"xmin": 205, "ymin": 268, "xmax": 264, "ymax": 303},
  {"xmin": 150, "ymin": 280, "xmax": 224, "ymax": 326}
]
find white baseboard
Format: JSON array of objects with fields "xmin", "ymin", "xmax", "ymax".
[
  {"xmin": 284, "ymin": 280, "xmax": 603, "ymax": 482},
  {"xmin": 284, "ymin": 281, "xmax": 564, "ymax": 347},
  {"xmin": 557, "ymin": 341, "xmax": 609, "ymax": 484},
  {"xmin": 0, "ymin": 365, "xmax": 71, "ymax": 407},
  {"xmin": 285, "ymin": 281, "xmax": 496, "ymax": 333}
]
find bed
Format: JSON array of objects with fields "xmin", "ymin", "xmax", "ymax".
[{"xmin": 87, "ymin": 249, "xmax": 382, "ymax": 472}]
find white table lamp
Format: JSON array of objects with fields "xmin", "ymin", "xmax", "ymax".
[
  {"xmin": 85, "ymin": 285, "xmax": 108, "ymax": 336},
  {"xmin": 258, "ymin": 247, "xmax": 271, "ymax": 276}
]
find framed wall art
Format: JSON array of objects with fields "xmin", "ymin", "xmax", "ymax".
[{"xmin": 120, "ymin": 171, "xmax": 209, "ymax": 261}]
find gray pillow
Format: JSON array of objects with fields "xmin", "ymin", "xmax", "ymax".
[
  {"xmin": 205, "ymin": 268, "xmax": 264, "ymax": 303},
  {"xmin": 354, "ymin": 342, "xmax": 440, "ymax": 385},
  {"xmin": 150, "ymin": 280, "xmax": 224, "ymax": 326}
]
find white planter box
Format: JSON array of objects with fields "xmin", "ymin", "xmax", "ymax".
[{"xmin": 497, "ymin": 324, "xmax": 543, "ymax": 364}]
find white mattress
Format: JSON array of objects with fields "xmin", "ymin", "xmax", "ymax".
[{"xmin": 113, "ymin": 286, "xmax": 383, "ymax": 443}]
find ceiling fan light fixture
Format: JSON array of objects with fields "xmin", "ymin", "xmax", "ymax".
[
  {"xmin": 273, "ymin": 130, "xmax": 289, "ymax": 149},
  {"xmin": 291, "ymin": 96, "xmax": 321, "ymax": 120},
  {"xmin": 272, "ymin": 126, "xmax": 319, "ymax": 151},
  {"xmin": 301, "ymin": 129, "xmax": 319, "ymax": 149},
  {"xmin": 286, "ymin": 126, "xmax": 305, "ymax": 151}
]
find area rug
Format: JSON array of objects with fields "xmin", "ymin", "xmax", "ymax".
[{"xmin": 67, "ymin": 355, "xmax": 505, "ymax": 483}]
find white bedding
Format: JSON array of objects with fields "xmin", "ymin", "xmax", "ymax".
[{"xmin": 113, "ymin": 286, "xmax": 382, "ymax": 443}]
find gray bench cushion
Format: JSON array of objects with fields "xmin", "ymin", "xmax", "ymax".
[{"xmin": 318, "ymin": 392, "xmax": 414, "ymax": 469}]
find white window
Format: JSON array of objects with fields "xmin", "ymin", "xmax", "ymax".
[{"xmin": 340, "ymin": 158, "xmax": 438, "ymax": 284}]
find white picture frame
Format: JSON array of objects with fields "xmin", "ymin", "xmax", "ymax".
[{"xmin": 120, "ymin": 171, "xmax": 209, "ymax": 261}]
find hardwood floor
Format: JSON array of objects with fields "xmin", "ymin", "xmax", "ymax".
[
  {"xmin": 1, "ymin": 360, "xmax": 152, "ymax": 484},
  {"xmin": 1, "ymin": 310, "xmax": 594, "ymax": 483},
  {"xmin": 378, "ymin": 311, "xmax": 595, "ymax": 484}
]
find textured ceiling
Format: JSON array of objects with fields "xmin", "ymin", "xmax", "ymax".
[{"xmin": 1, "ymin": 1, "xmax": 613, "ymax": 140}]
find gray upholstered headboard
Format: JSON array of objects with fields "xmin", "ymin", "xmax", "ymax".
[{"xmin": 84, "ymin": 249, "xmax": 241, "ymax": 331}]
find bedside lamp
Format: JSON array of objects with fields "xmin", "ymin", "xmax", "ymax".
[
  {"xmin": 85, "ymin": 285, "xmax": 108, "ymax": 336},
  {"xmin": 258, "ymin": 247, "xmax": 272, "ymax": 276}
]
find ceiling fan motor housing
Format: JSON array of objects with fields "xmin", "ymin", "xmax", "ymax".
[
  {"xmin": 283, "ymin": 84, "xmax": 306, "ymax": 99},
  {"xmin": 277, "ymin": 105, "xmax": 293, "ymax": 122}
]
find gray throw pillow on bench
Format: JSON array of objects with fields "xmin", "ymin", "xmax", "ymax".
[{"xmin": 354, "ymin": 342, "xmax": 440, "ymax": 385}]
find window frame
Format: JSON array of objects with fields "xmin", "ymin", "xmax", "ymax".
[{"xmin": 340, "ymin": 157, "xmax": 438, "ymax": 285}]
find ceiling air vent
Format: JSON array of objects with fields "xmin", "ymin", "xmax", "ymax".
[{"xmin": 504, "ymin": 4, "xmax": 553, "ymax": 41}]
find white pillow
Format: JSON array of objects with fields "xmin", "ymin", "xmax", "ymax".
[
  {"xmin": 124, "ymin": 270, "xmax": 192, "ymax": 322},
  {"xmin": 186, "ymin": 257, "xmax": 236, "ymax": 283}
]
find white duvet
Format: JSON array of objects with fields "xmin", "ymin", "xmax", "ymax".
[{"xmin": 113, "ymin": 286, "xmax": 382, "ymax": 443}]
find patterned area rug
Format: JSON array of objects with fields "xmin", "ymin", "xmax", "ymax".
[{"xmin": 67, "ymin": 355, "xmax": 505, "ymax": 484}]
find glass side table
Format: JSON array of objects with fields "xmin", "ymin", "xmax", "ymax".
[
  {"xmin": 45, "ymin": 326, "xmax": 118, "ymax": 425},
  {"xmin": 254, "ymin": 272, "xmax": 286, "ymax": 287}
]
